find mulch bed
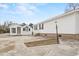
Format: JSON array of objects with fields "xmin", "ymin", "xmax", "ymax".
[{"xmin": 24, "ymin": 38, "xmax": 58, "ymax": 47}]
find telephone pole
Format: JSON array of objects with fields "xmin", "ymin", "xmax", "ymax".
[{"xmin": 55, "ymin": 21, "xmax": 59, "ymax": 44}]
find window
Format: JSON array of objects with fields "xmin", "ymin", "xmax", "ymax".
[
  {"xmin": 23, "ymin": 28, "xmax": 26, "ymax": 31},
  {"xmin": 42, "ymin": 24, "xmax": 44, "ymax": 29},
  {"xmin": 39, "ymin": 24, "xmax": 41, "ymax": 29},
  {"xmin": 23, "ymin": 26, "xmax": 29, "ymax": 31},
  {"xmin": 29, "ymin": 28, "xmax": 30, "ymax": 31},
  {"xmin": 34, "ymin": 24, "xmax": 44, "ymax": 30},
  {"xmin": 39, "ymin": 24, "xmax": 44, "ymax": 30},
  {"xmin": 12, "ymin": 28, "xmax": 16, "ymax": 33},
  {"xmin": 34, "ymin": 25, "xmax": 38, "ymax": 30}
]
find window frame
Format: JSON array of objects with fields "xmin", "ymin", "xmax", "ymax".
[
  {"xmin": 34, "ymin": 25, "xmax": 38, "ymax": 30},
  {"xmin": 12, "ymin": 28, "xmax": 16, "ymax": 33}
]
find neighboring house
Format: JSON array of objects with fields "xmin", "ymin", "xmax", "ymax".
[
  {"xmin": 33, "ymin": 9, "xmax": 79, "ymax": 39},
  {"xmin": 9, "ymin": 23, "xmax": 33, "ymax": 35}
]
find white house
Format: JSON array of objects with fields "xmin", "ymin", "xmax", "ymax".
[
  {"xmin": 9, "ymin": 23, "xmax": 33, "ymax": 36},
  {"xmin": 33, "ymin": 9, "xmax": 79, "ymax": 40},
  {"xmin": 9, "ymin": 9, "xmax": 79, "ymax": 39}
]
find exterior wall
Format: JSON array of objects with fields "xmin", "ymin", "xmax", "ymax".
[
  {"xmin": 57, "ymin": 13, "xmax": 76, "ymax": 34},
  {"xmin": 34, "ymin": 12, "xmax": 76, "ymax": 35},
  {"xmin": 21, "ymin": 27, "xmax": 33, "ymax": 35},
  {"xmin": 33, "ymin": 11, "xmax": 79, "ymax": 40},
  {"xmin": 9, "ymin": 25, "xmax": 33, "ymax": 36},
  {"xmin": 9, "ymin": 25, "xmax": 19, "ymax": 35},
  {"xmin": 75, "ymin": 11, "xmax": 79, "ymax": 39},
  {"xmin": 76, "ymin": 11, "xmax": 79, "ymax": 34}
]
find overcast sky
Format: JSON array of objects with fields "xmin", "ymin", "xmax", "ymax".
[{"xmin": 0, "ymin": 3, "xmax": 67, "ymax": 24}]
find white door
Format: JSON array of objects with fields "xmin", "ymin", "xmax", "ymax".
[{"xmin": 17, "ymin": 27, "xmax": 21, "ymax": 35}]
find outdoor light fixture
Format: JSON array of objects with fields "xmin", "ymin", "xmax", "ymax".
[{"xmin": 55, "ymin": 21, "xmax": 59, "ymax": 44}]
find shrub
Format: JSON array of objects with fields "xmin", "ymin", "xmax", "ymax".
[
  {"xmin": 0, "ymin": 29, "xmax": 6, "ymax": 33},
  {"xmin": 0, "ymin": 28, "xmax": 10, "ymax": 34},
  {"xmin": 6, "ymin": 28, "xmax": 10, "ymax": 33}
]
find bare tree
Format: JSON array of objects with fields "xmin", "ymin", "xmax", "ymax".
[
  {"xmin": 65, "ymin": 3, "xmax": 79, "ymax": 12},
  {"xmin": 21, "ymin": 23, "xmax": 26, "ymax": 26},
  {"xmin": 0, "ymin": 21, "xmax": 13, "ymax": 33},
  {"xmin": 29, "ymin": 23, "xmax": 33, "ymax": 28}
]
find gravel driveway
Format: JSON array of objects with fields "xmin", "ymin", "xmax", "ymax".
[{"xmin": 0, "ymin": 33, "xmax": 79, "ymax": 56}]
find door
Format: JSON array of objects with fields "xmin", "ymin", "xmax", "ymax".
[{"xmin": 17, "ymin": 27, "xmax": 21, "ymax": 35}]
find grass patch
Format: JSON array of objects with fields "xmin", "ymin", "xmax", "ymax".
[{"xmin": 24, "ymin": 38, "xmax": 57, "ymax": 47}]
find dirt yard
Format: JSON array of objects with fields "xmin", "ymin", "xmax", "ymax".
[{"xmin": 0, "ymin": 33, "xmax": 79, "ymax": 56}]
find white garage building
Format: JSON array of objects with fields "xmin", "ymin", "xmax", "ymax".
[
  {"xmin": 33, "ymin": 9, "xmax": 79, "ymax": 40},
  {"xmin": 9, "ymin": 23, "xmax": 33, "ymax": 36}
]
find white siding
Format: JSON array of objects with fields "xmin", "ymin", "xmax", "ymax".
[
  {"xmin": 75, "ymin": 11, "xmax": 79, "ymax": 34},
  {"xmin": 57, "ymin": 13, "xmax": 76, "ymax": 34},
  {"xmin": 9, "ymin": 25, "xmax": 33, "ymax": 35},
  {"xmin": 21, "ymin": 27, "xmax": 33, "ymax": 35},
  {"xmin": 34, "ymin": 12, "xmax": 76, "ymax": 34}
]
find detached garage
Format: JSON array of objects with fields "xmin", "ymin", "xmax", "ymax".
[{"xmin": 9, "ymin": 23, "xmax": 33, "ymax": 36}]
